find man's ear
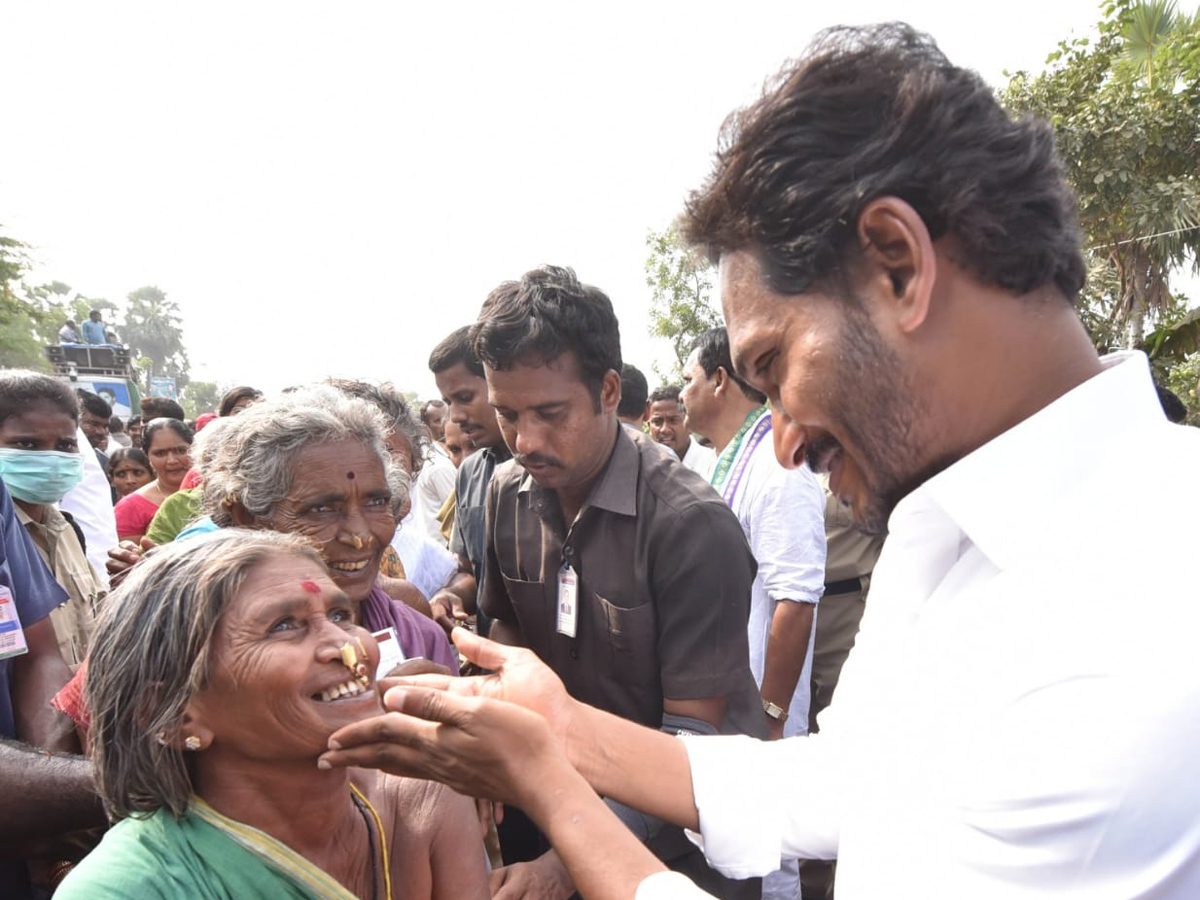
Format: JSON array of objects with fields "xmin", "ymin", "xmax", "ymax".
[
  {"xmin": 599, "ymin": 369, "xmax": 622, "ymax": 414},
  {"xmin": 857, "ymin": 197, "xmax": 936, "ymax": 335},
  {"xmin": 712, "ymin": 366, "xmax": 729, "ymax": 400}
]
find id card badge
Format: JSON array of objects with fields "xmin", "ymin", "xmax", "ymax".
[
  {"xmin": 371, "ymin": 627, "xmax": 407, "ymax": 679},
  {"xmin": 0, "ymin": 586, "xmax": 29, "ymax": 661},
  {"xmin": 556, "ymin": 562, "xmax": 578, "ymax": 638}
]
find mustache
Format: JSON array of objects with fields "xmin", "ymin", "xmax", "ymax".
[
  {"xmin": 516, "ymin": 453, "xmax": 562, "ymax": 469},
  {"xmin": 805, "ymin": 433, "xmax": 842, "ymax": 473}
]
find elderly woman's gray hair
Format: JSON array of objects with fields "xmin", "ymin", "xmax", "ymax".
[
  {"xmin": 201, "ymin": 385, "xmax": 409, "ymax": 526},
  {"xmin": 326, "ymin": 378, "xmax": 431, "ymax": 476},
  {"xmin": 86, "ymin": 529, "xmax": 323, "ymax": 820}
]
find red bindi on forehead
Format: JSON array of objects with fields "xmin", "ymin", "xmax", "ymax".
[
  {"xmin": 299, "ymin": 580, "xmax": 321, "ymax": 595},
  {"xmin": 346, "ymin": 471, "xmax": 355, "ymax": 480}
]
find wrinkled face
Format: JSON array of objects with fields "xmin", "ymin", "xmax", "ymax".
[
  {"xmin": 435, "ymin": 362, "xmax": 502, "ymax": 452},
  {"xmin": 678, "ymin": 350, "xmax": 720, "ymax": 443},
  {"xmin": 146, "ymin": 428, "xmax": 193, "ymax": 491},
  {"xmin": 79, "ymin": 410, "xmax": 109, "ymax": 450},
  {"xmin": 442, "ymin": 419, "xmax": 470, "ymax": 469},
  {"xmin": 261, "ymin": 440, "xmax": 396, "ymax": 602},
  {"xmin": 487, "ymin": 351, "xmax": 618, "ymax": 494},
  {"xmin": 721, "ymin": 251, "xmax": 923, "ymax": 536},
  {"xmin": 186, "ymin": 555, "xmax": 382, "ymax": 763},
  {"xmin": 111, "ymin": 458, "xmax": 153, "ymax": 497},
  {"xmin": 646, "ymin": 399, "xmax": 690, "ymax": 458}
]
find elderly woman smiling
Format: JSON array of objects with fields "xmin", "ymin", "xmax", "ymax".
[
  {"xmin": 56, "ymin": 529, "xmax": 487, "ymax": 899},
  {"xmin": 199, "ymin": 387, "xmax": 456, "ymax": 670}
]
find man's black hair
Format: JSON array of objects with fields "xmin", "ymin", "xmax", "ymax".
[
  {"xmin": 648, "ymin": 385, "xmax": 683, "ymax": 405},
  {"xmin": 618, "ymin": 364, "xmax": 649, "ymax": 419},
  {"xmin": 683, "ymin": 23, "xmax": 1085, "ymax": 304},
  {"xmin": 690, "ymin": 328, "xmax": 767, "ymax": 404},
  {"xmin": 76, "ymin": 388, "xmax": 113, "ymax": 421},
  {"xmin": 0, "ymin": 370, "xmax": 78, "ymax": 427},
  {"xmin": 428, "ymin": 326, "xmax": 485, "ymax": 379},
  {"xmin": 140, "ymin": 397, "xmax": 186, "ymax": 421},
  {"xmin": 471, "ymin": 265, "xmax": 622, "ymax": 410}
]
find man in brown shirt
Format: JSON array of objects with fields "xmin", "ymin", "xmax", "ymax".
[{"xmin": 474, "ymin": 265, "xmax": 764, "ymax": 900}]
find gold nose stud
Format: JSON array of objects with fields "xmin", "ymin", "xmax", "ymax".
[{"xmin": 340, "ymin": 640, "xmax": 371, "ymax": 687}]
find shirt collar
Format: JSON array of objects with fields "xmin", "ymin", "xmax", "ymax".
[
  {"xmin": 13, "ymin": 502, "xmax": 67, "ymax": 533},
  {"xmin": 898, "ymin": 352, "xmax": 1165, "ymax": 571},
  {"xmin": 517, "ymin": 424, "xmax": 637, "ymax": 518}
]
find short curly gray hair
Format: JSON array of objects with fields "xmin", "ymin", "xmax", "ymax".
[
  {"xmin": 325, "ymin": 378, "xmax": 430, "ymax": 476},
  {"xmin": 87, "ymin": 529, "xmax": 324, "ymax": 820},
  {"xmin": 201, "ymin": 385, "xmax": 409, "ymax": 526}
]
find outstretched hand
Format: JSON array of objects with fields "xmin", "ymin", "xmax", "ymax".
[{"xmin": 319, "ymin": 629, "xmax": 580, "ymax": 808}]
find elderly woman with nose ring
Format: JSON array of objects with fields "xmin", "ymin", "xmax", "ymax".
[
  {"xmin": 56, "ymin": 529, "xmax": 488, "ymax": 899},
  {"xmin": 191, "ymin": 386, "xmax": 458, "ymax": 671}
]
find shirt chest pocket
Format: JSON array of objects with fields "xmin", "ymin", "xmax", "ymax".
[{"xmin": 590, "ymin": 593, "xmax": 657, "ymax": 684}]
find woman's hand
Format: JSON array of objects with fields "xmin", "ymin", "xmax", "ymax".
[{"xmin": 105, "ymin": 538, "xmax": 155, "ymax": 588}]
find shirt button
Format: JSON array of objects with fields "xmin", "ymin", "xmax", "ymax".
[{"xmin": 569, "ymin": 647, "xmax": 578, "ymax": 659}]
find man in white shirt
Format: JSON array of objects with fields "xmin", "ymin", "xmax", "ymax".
[
  {"xmin": 646, "ymin": 385, "xmax": 717, "ymax": 479},
  {"xmin": 322, "ymin": 22, "xmax": 1200, "ymax": 899}
]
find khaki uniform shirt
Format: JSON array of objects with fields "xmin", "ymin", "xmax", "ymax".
[{"xmin": 16, "ymin": 504, "xmax": 104, "ymax": 666}]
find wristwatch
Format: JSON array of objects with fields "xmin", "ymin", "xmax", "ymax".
[{"xmin": 762, "ymin": 699, "xmax": 789, "ymax": 722}]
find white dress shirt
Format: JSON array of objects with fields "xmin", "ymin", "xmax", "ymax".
[
  {"xmin": 681, "ymin": 438, "xmax": 717, "ymax": 481},
  {"xmin": 638, "ymin": 352, "xmax": 1200, "ymax": 899}
]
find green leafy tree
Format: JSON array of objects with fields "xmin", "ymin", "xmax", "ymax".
[
  {"xmin": 181, "ymin": 380, "xmax": 222, "ymax": 417},
  {"xmin": 1001, "ymin": 0, "xmax": 1200, "ymax": 353},
  {"xmin": 122, "ymin": 285, "xmax": 191, "ymax": 391},
  {"xmin": 644, "ymin": 223, "xmax": 723, "ymax": 382},
  {"xmin": 0, "ymin": 231, "xmax": 51, "ymax": 370}
]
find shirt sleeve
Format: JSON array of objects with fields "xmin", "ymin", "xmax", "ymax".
[
  {"xmin": 635, "ymin": 871, "xmax": 717, "ymax": 899},
  {"xmin": 1, "ymin": 482, "xmax": 68, "ymax": 626},
  {"xmin": 681, "ymin": 733, "xmax": 841, "ymax": 877},
  {"xmin": 650, "ymin": 497, "xmax": 758, "ymax": 700},
  {"xmin": 748, "ymin": 463, "xmax": 827, "ymax": 605}
]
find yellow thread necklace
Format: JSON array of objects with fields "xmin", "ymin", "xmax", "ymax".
[{"xmin": 350, "ymin": 783, "xmax": 393, "ymax": 900}]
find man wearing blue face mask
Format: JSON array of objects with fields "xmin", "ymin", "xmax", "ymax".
[{"xmin": 0, "ymin": 372, "xmax": 105, "ymax": 667}]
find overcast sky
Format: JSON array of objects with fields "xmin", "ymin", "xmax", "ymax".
[{"xmin": 4, "ymin": 1, "xmax": 1108, "ymax": 400}]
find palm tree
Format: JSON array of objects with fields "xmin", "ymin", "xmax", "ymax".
[{"xmin": 1121, "ymin": 0, "xmax": 1179, "ymax": 89}]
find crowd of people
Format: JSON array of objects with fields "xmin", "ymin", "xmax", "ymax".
[{"xmin": 1, "ymin": 20, "xmax": 1198, "ymax": 900}]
